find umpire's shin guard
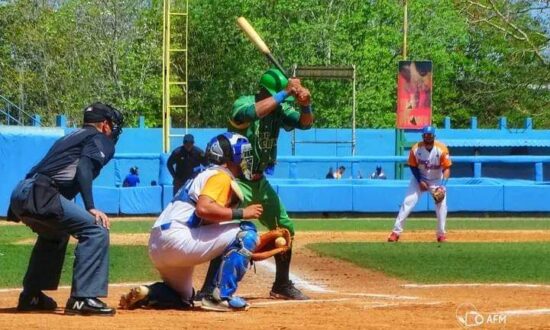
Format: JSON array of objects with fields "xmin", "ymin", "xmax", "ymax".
[{"xmin": 274, "ymin": 248, "xmax": 292, "ymax": 285}]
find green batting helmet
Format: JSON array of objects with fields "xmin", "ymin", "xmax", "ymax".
[{"xmin": 259, "ymin": 68, "xmax": 288, "ymax": 95}]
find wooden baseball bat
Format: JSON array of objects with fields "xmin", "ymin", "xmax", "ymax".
[{"xmin": 236, "ymin": 16, "xmax": 288, "ymax": 77}]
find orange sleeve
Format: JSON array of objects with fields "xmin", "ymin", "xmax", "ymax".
[
  {"xmin": 408, "ymin": 144, "xmax": 418, "ymax": 167},
  {"xmin": 437, "ymin": 142, "xmax": 452, "ymax": 168},
  {"xmin": 200, "ymin": 172, "xmax": 232, "ymax": 207}
]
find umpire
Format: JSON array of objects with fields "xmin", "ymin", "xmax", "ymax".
[
  {"xmin": 7, "ymin": 102, "xmax": 123, "ymax": 316},
  {"xmin": 166, "ymin": 134, "xmax": 208, "ymax": 195}
]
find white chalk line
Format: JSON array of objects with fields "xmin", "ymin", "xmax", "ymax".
[
  {"xmin": 368, "ymin": 301, "xmax": 446, "ymax": 309},
  {"xmin": 252, "ymin": 298, "xmax": 354, "ymax": 307},
  {"xmin": 497, "ymin": 308, "xmax": 550, "ymax": 317},
  {"xmin": 335, "ymin": 293, "xmax": 420, "ymax": 300},
  {"xmin": 251, "ymin": 298, "xmax": 444, "ymax": 309},
  {"xmin": 254, "ymin": 260, "xmax": 334, "ymax": 293},
  {"xmin": 403, "ymin": 283, "xmax": 550, "ymax": 289}
]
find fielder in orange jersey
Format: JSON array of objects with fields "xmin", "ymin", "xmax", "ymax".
[{"xmin": 388, "ymin": 125, "xmax": 452, "ymax": 243}]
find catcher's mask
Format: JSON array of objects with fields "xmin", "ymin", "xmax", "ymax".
[
  {"xmin": 259, "ymin": 68, "xmax": 288, "ymax": 95},
  {"xmin": 206, "ymin": 132, "xmax": 253, "ymax": 180},
  {"xmin": 83, "ymin": 102, "xmax": 124, "ymax": 144}
]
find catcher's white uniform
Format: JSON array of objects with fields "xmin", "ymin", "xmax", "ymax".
[
  {"xmin": 392, "ymin": 140, "xmax": 452, "ymax": 237},
  {"xmin": 148, "ymin": 166, "xmax": 241, "ymax": 301}
]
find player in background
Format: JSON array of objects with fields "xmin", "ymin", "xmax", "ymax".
[
  {"xmin": 167, "ymin": 134, "xmax": 208, "ymax": 195},
  {"xmin": 119, "ymin": 132, "xmax": 263, "ymax": 312},
  {"xmin": 388, "ymin": 125, "xmax": 452, "ymax": 242}
]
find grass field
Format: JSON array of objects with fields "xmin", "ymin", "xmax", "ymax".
[
  {"xmin": 0, "ymin": 218, "xmax": 548, "ymax": 288},
  {"xmin": 308, "ymin": 242, "xmax": 550, "ymax": 283},
  {"xmin": 0, "ymin": 245, "xmax": 155, "ymax": 288}
]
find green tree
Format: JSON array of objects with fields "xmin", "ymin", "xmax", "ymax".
[{"xmin": 0, "ymin": 0, "xmax": 548, "ymax": 129}]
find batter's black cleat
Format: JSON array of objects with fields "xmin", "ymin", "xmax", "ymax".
[
  {"xmin": 270, "ymin": 281, "xmax": 309, "ymax": 300},
  {"xmin": 65, "ymin": 297, "xmax": 116, "ymax": 316},
  {"xmin": 17, "ymin": 291, "xmax": 57, "ymax": 312}
]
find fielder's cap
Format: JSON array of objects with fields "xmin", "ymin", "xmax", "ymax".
[
  {"xmin": 422, "ymin": 125, "xmax": 435, "ymax": 135},
  {"xmin": 84, "ymin": 102, "xmax": 115, "ymax": 123},
  {"xmin": 183, "ymin": 134, "xmax": 195, "ymax": 144}
]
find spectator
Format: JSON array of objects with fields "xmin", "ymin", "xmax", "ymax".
[
  {"xmin": 123, "ymin": 166, "xmax": 140, "ymax": 187},
  {"xmin": 333, "ymin": 166, "xmax": 346, "ymax": 180},
  {"xmin": 167, "ymin": 134, "xmax": 208, "ymax": 195},
  {"xmin": 325, "ymin": 167, "xmax": 335, "ymax": 179},
  {"xmin": 370, "ymin": 166, "xmax": 387, "ymax": 180}
]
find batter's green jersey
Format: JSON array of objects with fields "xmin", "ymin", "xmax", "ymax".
[{"xmin": 228, "ymin": 95, "xmax": 311, "ymax": 174}]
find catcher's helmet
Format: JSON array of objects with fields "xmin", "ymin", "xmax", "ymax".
[
  {"xmin": 422, "ymin": 125, "xmax": 435, "ymax": 135},
  {"xmin": 259, "ymin": 68, "xmax": 288, "ymax": 95},
  {"xmin": 206, "ymin": 132, "xmax": 253, "ymax": 180}
]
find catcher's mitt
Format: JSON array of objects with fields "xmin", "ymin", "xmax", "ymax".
[
  {"xmin": 431, "ymin": 186, "xmax": 446, "ymax": 204},
  {"xmin": 251, "ymin": 228, "xmax": 291, "ymax": 262}
]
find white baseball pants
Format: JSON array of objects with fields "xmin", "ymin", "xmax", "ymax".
[
  {"xmin": 148, "ymin": 221, "xmax": 241, "ymax": 301},
  {"xmin": 392, "ymin": 178, "xmax": 447, "ymax": 237}
]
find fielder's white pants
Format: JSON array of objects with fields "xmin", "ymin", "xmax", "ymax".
[
  {"xmin": 392, "ymin": 178, "xmax": 447, "ymax": 237},
  {"xmin": 148, "ymin": 221, "xmax": 241, "ymax": 301}
]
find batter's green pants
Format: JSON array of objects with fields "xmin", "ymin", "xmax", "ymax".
[{"xmin": 237, "ymin": 177, "xmax": 295, "ymax": 236}]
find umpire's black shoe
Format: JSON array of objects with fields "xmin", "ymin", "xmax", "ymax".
[
  {"xmin": 65, "ymin": 297, "xmax": 116, "ymax": 316},
  {"xmin": 270, "ymin": 281, "xmax": 309, "ymax": 300},
  {"xmin": 17, "ymin": 291, "xmax": 58, "ymax": 311}
]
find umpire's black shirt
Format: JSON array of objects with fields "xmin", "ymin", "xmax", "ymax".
[
  {"xmin": 27, "ymin": 126, "xmax": 115, "ymax": 210},
  {"xmin": 167, "ymin": 145, "xmax": 207, "ymax": 182}
]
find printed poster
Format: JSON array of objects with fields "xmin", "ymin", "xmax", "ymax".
[{"xmin": 396, "ymin": 61, "xmax": 432, "ymax": 129}]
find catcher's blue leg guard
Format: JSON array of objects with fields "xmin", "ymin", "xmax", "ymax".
[{"xmin": 212, "ymin": 221, "xmax": 258, "ymax": 307}]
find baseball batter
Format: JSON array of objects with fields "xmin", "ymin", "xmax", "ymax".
[
  {"xmin": 120, "ymin": 133, "xmax": 263, "ymax": 312},
  {"xmin": 197, "ymin": 67, "xmax": 313, "ymax": 301},
  {"xmin": 388, "ymin": 125, "xmax": 452, "ymax": 242}
]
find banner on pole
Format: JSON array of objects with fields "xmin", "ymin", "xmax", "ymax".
[{"xmin": 396, "ymin": 61, "xmax": 432, "ymax": 129}]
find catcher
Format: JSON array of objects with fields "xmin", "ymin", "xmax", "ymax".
[
  {"xmin": 388, "ymin": 125, "xmax": 452, "ymax": 243},
  {"xmin": 119, "ymin": 132, "xmax": 263, "ymax": 312}
]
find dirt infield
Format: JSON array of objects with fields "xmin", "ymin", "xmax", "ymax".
[{"xmin": 1, "ymin": 230, "xmax": 549, "ymax": 329}]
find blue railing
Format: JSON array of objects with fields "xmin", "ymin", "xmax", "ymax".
[
  {"xmin": 0, "ymin": 95, "xmax": 41, "ymax": 126},
  {"xmin": 108, "ymin": 153, "xmax": 550, "ymax": 183},
  {"xmin": 276, "ymin": 155, "xmax": 550, "ymax": 182}
]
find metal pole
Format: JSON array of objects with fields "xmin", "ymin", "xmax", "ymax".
[
  {"xmin": 395, "ymin": 0, "xmax": 409, "ymax": 179},
  {"xmin": 352, "ymin": 64, "xmax": 356, "ymax": 156},
  {"xmin": 185, "ymin": 0, "xmax": 189, "ymax": 134},
  {"xmin": 291, "ymin": 64, "xmax": 297, "ymax": 156},
  {"xmin": 162, "ymin": 0, "xmax": 168, "ymax": 153},
  {"xmin": 403, "ymin": 0, "xmax": 408, "ymax": 60}
]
